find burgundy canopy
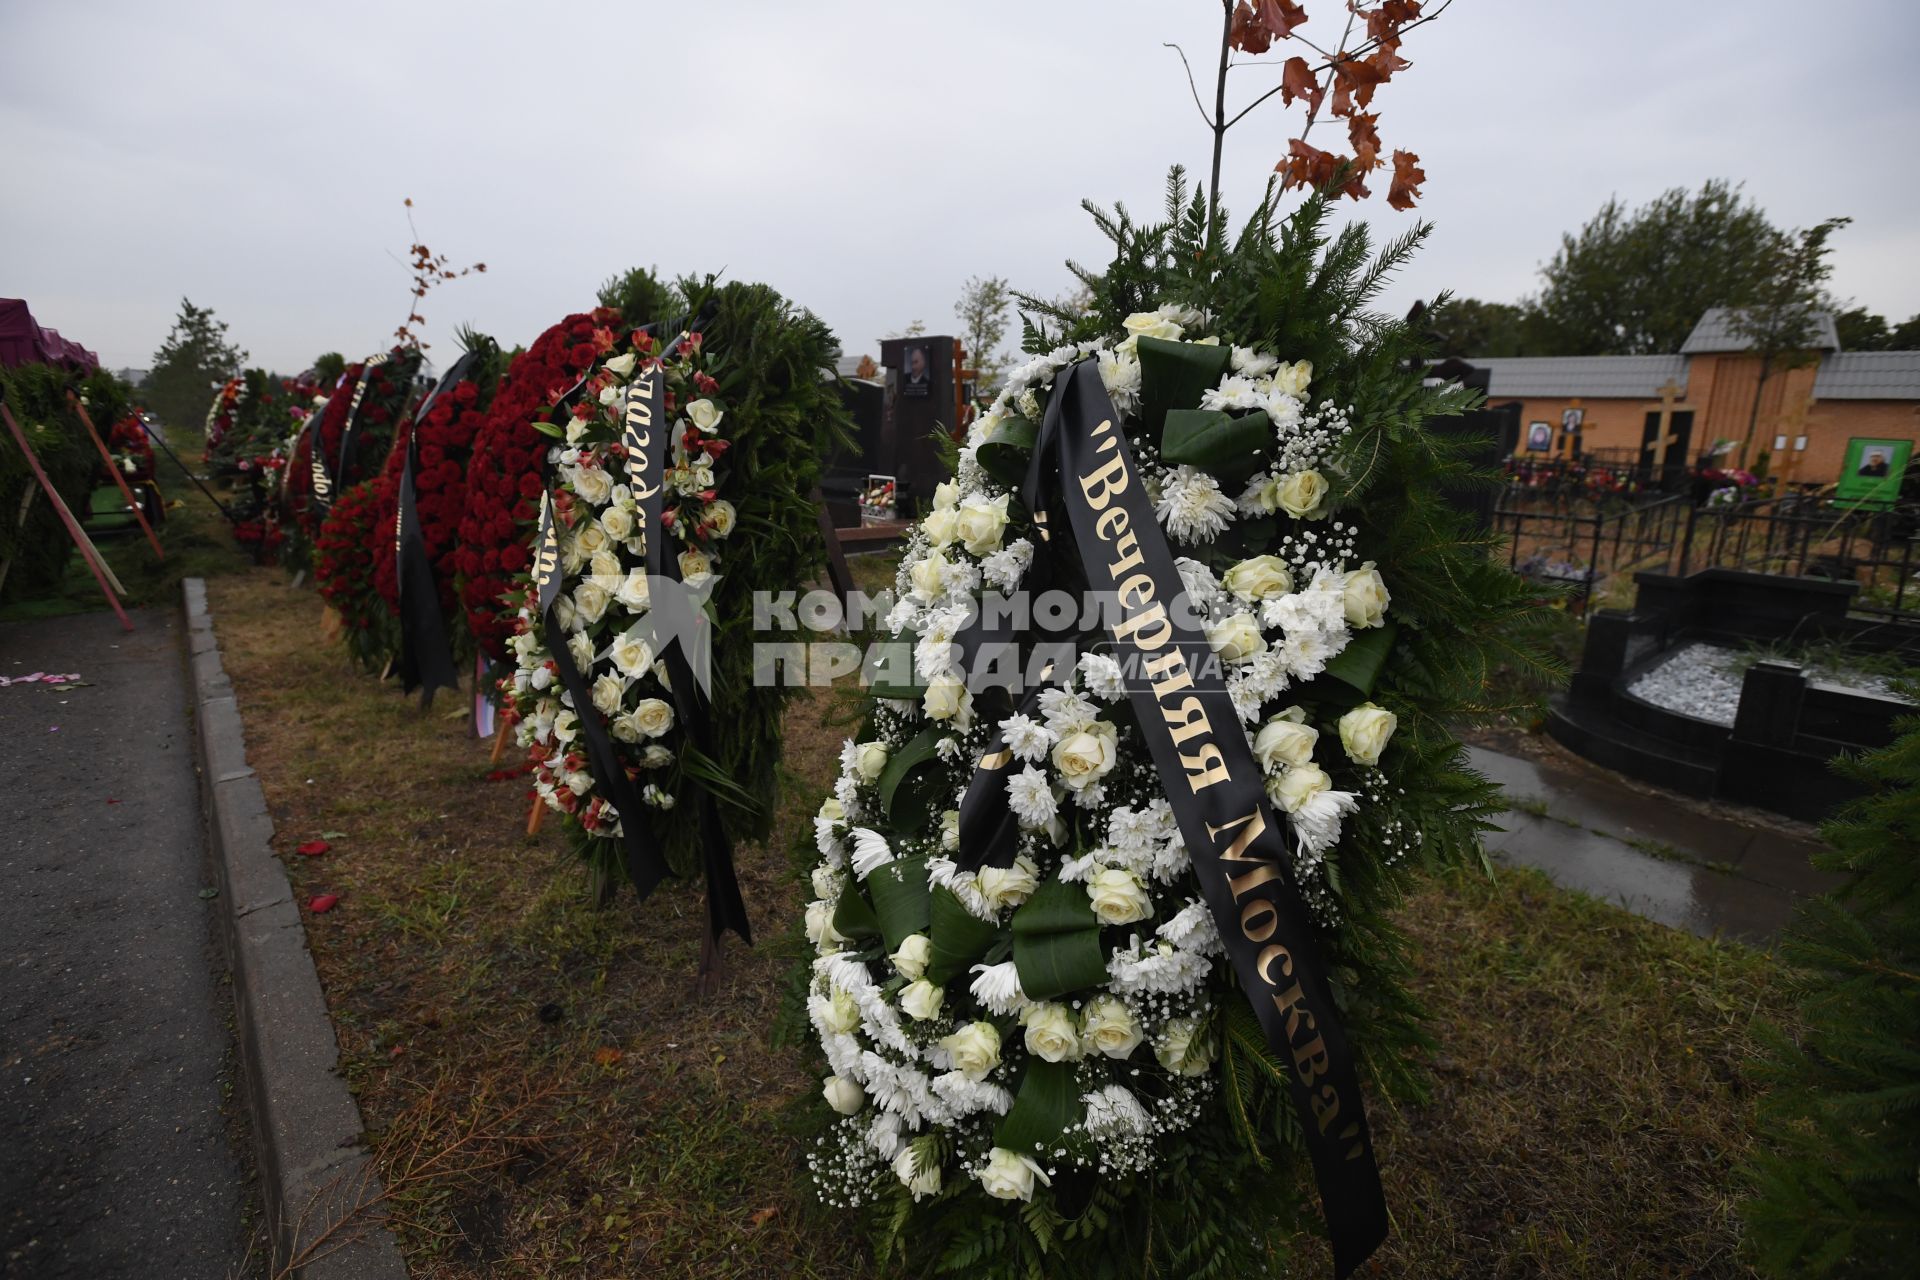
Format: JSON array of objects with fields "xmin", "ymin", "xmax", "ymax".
[{"xmin": 0, "ymin": 298, "xmax": 100, "ymax": 373}]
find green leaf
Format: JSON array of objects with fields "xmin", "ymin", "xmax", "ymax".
[
  {"xmin": 994, "ymin": 1058, "xmax": 1082, "ymax": 1156},
  {"xmin": 831, "ymin": 881, "xmax": 882, "ymax": 943},
  {"xmin": 1136, "ymin": 336, "xmax": 1231, "ymax": 439},
  {"xmin": 975, "ymin": 414, "xmax": 1037, "ymax": 489},
  {"xmin": 530, "ymin": 418, "xmax": 565, "ymax": 439},
  {"xmin": 1159, "ymin": 408, "xmax": 1271, "ymax": 487},
  {"xmin": 925, "ymin": 886, "xmax": 999, "ymax": 986},
  {"xmin": 866, "ymin": 630, "xmax": 926, "ymax": 700},
  {"xmin": 1325, "ymin": 621, "xmax": 1397, "ymax": 697},
  {"xmin": 1010, "ymin": 877, "xmax": 1106, "ymax": 1000},
  {"xmin": 866, "ymin": 856, "xmax": 931, "ymax": 951},
  {"xmin": 878, "ymin": 727, "xmax": 946, "ymax": 827}
]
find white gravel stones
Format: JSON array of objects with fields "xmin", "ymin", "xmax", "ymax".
[{"xmin": 1627, "ymin": 641, "xmax": 1912, "ymax": 726}]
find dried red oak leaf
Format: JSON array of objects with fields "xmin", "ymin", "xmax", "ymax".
[
  {"xmin": 1281, "ymin": 55, "xmax": 1322, "ymax": 112},
  {"xmin": 1230, "ymin": 0, "xmax": 1273, "ymax": 52},
  {"xmin": 1388, "ymin": 149, "xmax": 1427, "ymax": 210}
]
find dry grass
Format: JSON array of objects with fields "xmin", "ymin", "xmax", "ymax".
[{"xmin": 207, "ymin": 564, "xmax": 1781, "ymax": 1279}]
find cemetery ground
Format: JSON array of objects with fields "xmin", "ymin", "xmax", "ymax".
[{"xmin": 200, "ymin": 541, "xmax": 1795, "ymax": 1279}]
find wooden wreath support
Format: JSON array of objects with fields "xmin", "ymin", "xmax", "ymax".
[
  {"xmin": 1, "ymin": 398, "xmax": 131, "ymax": 630},
  {"xmin": 67, "ymin": 391, "xmax": 163, "ymax": 561}
]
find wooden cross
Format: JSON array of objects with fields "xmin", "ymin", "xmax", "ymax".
[{"xmin": 1649, "ymin": 378, "xmax": 1685, "ymax": 468}]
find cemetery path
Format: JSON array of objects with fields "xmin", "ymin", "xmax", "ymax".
[
  {"xmin": 1471, "ymin": 743, "xmax": 1837, "ymax": 944},
  {"xmin": 0, "ymin": 608, "xmax": 254, "ymax": 1279}
]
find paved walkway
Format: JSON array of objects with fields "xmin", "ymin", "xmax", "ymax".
[
  {"xmin": 0, "ymin": 608, "xmax": 253, "ymax": 1278},
  {"xmin": 1470, "ymin": 744, "xmax": 1836, "ymax": 944}
]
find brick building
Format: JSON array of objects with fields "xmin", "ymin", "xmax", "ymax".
[{"xmin": 1463, "ymin": 308, "xmax": 1920, "ymax": 486}]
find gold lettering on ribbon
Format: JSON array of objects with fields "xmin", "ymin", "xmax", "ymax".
[
  {"xmin": 533, "ymin": 493, "xmax": 560, "ymax": 596},
  {"xmin": 624, "ymin": 374, "xmax": 659, "ymax": 501}
]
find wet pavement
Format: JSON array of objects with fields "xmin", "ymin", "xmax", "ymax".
[
  {"xmin": 1469, "ymin": 744, "xmax": 1837, "ymax": 945},
  {"xmin": 0, "ymin": 609, "xmax": 253, "ymax": 1278}
]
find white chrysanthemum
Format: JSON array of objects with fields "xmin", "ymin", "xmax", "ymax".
[
  {"xmin": 1036, "ymin": 687, "xmax": 1098, "ymax": 736},
  {"xmin": 1278, "ymin": 629, "xmax": 1332, "ymax": 680},
  {"xmin": 968, "ymin": 961, "xmax": 1029, "ymax": 1016},
  {"xmin": 1006, "ymin": 765, "xmax": 1059, "ymax": 829},
  {"xmin": 1077, "ymin": 652, "xmax": 1126, "ymax": 701},
  {"xmin": 1230, "ymin": 345, "xmax": 1279, "ymax": 378},
  {"xmin": 1105, "ymin": 936, "xmax": 1213, "ymax": 998},
  {"xmin": 1198, "ymin": 374, "xmax": 1265, "ymax": 413},
  {"xmin": 1000, "ymin": 712, "xmax": 1054, "ymax": 763},
  {"xmin": 980, "ymin": 538, "xmax": 1034, "ymax": 592},
  {"xmin": 928, "ymin": 856, "xmax": 996, "ymax": 921},
  {"xmin": 1154, "ymin": 465, "xmax": 1236, "ymax": 544},
  {"xmin": 1157, "ymin": 899, "xmax": 1224, "ymax": 954},
  {"xmin": 1290, "ymin": 786, "xmax": 1360, "ymax": 859},
  {"xmin": 930, "ymin": 1070, "xmax": 1014, "ymax": 1119},
  {"xmin": 1081, "ymin": 1083, "xmax": 1153, "ymax": 1141},
  {"xmin": 850, "ymin": 827, "xmax": 895, "ymax": 879},
  {"xmin": 1174, "ymin": 556, "xmax": 1223, "ymax": 617},
  {"xmin": 1097, "ymin": 347, "xmax": 1142, "ymax": 413}
]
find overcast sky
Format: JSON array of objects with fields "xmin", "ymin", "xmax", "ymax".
[{"xmin": 4, "ymin": 0, "xmax": 1916, "ymax": 375}]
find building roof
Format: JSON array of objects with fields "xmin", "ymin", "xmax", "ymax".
[
  {"xmin": 1458, "ymin": 354, "xmax": 1687, "ymax": 400},
  {"xmin": 1813, "ymin": 351, "xmax": 1920, "ymax": 400},
  {"xmin": 1681, "ymin": 306, "xmax": 1839, "ymax": 355}
]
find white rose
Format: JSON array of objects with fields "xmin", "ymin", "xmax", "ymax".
[
  {"xmin": 640, "ymin": 744, "xmax": 673, "ymax": 768},
  {"xmin": 921, "ymin": 507, "xmax": 959, "ymax": 549},
  {"xmin": 932, "ymin": 480, "xmax": 960, "ymax": 511},
  {"xmin": 818, "ymin": 796, "xmax": 845, "ymax": 823},
  {"xmin": 610, "ymin": 631, "xmax": 655, "ymax": 678},
  {"xmin": 804, "ymin": 900, "xmax": 838, "ymax": 947},
  {"xmin": 855, "ymin": 741, "xmax": 891, "ymax": 782},
  {"xmin": 631, "ymin": 697, "xmax": 675, "ymax": 739},
  {"xmin": 1086, "ymin": 867, "xmax": 1151, "ymax": 926},
  {"xmin": 810, "ymin": 864, "xmax": 842, "ymax": 900},
  {"xmin": 1121, "ymin": 311, "xmax": 1184, "ymax": 342},
  {"xmin": 1343, "ymin": 563, "xmax": 1390, "ymax": 628},
  {"xmin": 552, "ymin": 709, "xmax": 579, "ymax": 743},
  {"xmin": 940, "ymin": 808, "xmax": 960, "ymax": 851},
  {"xmin": 899, "ymin": 978, "xmax": 945, "ymax": 1022},
  {"xmin": 976, "ymin": 854, "xmax": 1039, "ymax": 911},
  {"xmin": 1274, "ymin": 470, "xmax": 1330, "ymax": 519},
  {"xmin": 589, "ymin": 549, "xmax": 623, "ymax": 586},
  {"xmin": 822, "ymin": 1074, "xmax": 864, "ymax": 1115},
  {"xmin": 1205, "ymin": 612, "xmax": 1266, "ymax": 664},
  {"xmin": 979, "ymin": 1148, "xmax": 1050, "ymax": 1202},
  {"xmin": 1022, "ymin": 1003, "xmax": 1082, "ymax": 1063},
  {"xmin": 956, "ymin": 494, "xmax": 1011, "ymax": 556},
  {"xmin": 1050, "ymin": 721, "xmax": 1119, "ymax": 791},
  {"xmin": 1272, "ymin": 359, "xmax": 1313, "ymax": 398},
  {"xmin": 1253, "ymin": 714, "xmax": 1319, "ymax": 773},
  {"xmin": 598, "ymin": 506, "xmax": 634, "ymax": 542},
  {"xmin": 603, "ymin": 351, "xmax": 637, "ymax": 378},
  {"xmin": 821, "ymin": 986, "xmax": 860, "ymax": 1034},
  {"xmin": 597, "ymin": 383, "xmax": 621, "ymax": 407},
  {"xmin": 571, "ymin": 464, "xmax": 614, "ymax": 507},
  {"xmin": 922, "ymin": 674, "xmax": 966, "ymax": 721},
  {"xmin": 1221, "ymin": 554, "xmax": 1293, "ymax": 601},
  {"xmin": 1155, "ymin": 1017, "xmax": 1214, "ymax": 1076},
  {"xmin": 909, "ymin": 549, "xmax": 950, "ymax": 599},
  {"xmin": 892, "ymin": 1145, "xmax": 942, "ymax": 1199},
  {"xmin": 572, "ymin": 580, "xmax": 611, "ymax": 626},
  {"xmin": 615, "ymin": 570, "xmax": 651, "ymax": 612},
  {"xmin": 705, "ymin": 499, "xmax": 737, "ymax": 538},
  {"xmin": 889, "ymin": 933, "xmax": 932, "ymax": 980},
  {"xmin": 678, "ymin": 549, "xmax": 713, "ymax": 582},
  {"xmin": 1079, "ymin": 995, "xmax": 1143, "ymax": 1059},
  {"xmin": 685, "ymin": 398, "xmax": 724, "ymax": 432},
  {"xmin": 590, "ymin": 672, "xmax": 626, "ymax": 717},
  {"xmin": 1338, "ymin": 703, "xmax": 1397, "ymax": 766},
  {"xmin": 1269, "ymin": 762, "xmax": 1331, "ymax": 814},
  {"xmin": 573, "ymin": 522, "xmax": 608, "ymax": 557},
  {"xmin": 939, "ymin": 1021, "xmax": 1002, "ymax": 1080}
]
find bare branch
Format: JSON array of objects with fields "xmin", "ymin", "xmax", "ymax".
[{"xmin": 1163, "ymin": 42, "xmax": 1213, "ymax": 128}]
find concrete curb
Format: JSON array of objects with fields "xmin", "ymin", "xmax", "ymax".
[{"xmin": 184, "ymin": 578, "xmax": 408, "ymax": 1280}]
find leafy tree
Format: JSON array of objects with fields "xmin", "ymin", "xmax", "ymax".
[
  {"xmin": 1893, "ymin": 315, "xmax": 1920, "ymax": 349},
  {"xmin": 311, "ymin": 352, "xmax": 346, "ymax": 386},
  {"xmin": 1728, "ymin": 216, "xmax": 1850, "ymax": 465},
  {"xmin": 955, "ymin": 273, "xmax": 1015, "ymax": 395},
  {"xmin": 1422, "ymin": 296, "xmax": 1534, "ymax": 358},
  {"xmin": 146, "ymin": 297, "xmax": 246, "ymax": 434},
  {"xmin": 1529, "ymin": 181, "xmax": 1787, "ymax": 355},
  {"xmin": 1742, "ymin": 715, "xmax": 1920, "ymax": 1277},
  {"xmin": 1834, "ymin": 307, "xmax": 1893, "ymax": 351},
  {"xmin": 596, "ymin": 265, "xmax": 678, "ymax": 329}
]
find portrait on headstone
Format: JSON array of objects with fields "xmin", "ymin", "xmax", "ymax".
[
  {"xmin": 1526, "ymin": 420, "xmax": 1552, "ymax": 452},
  {"xmin": 901, "ymin": 341, "xmax": 932, "ymax": 396}
]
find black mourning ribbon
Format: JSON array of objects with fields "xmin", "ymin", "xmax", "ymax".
[
  {"xmin": 394, "ymin": 352, "xmax": 478, "ymax": 708},
  {"xmin": 309, "ymin": 354, "xmax": 388, "ymax": 520},
  {"xmin": 949, "ymin": 360, "xmax": 1389, "ymax": 1277}
]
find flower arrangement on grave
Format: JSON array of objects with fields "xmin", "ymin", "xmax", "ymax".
[
  {"xmin": 792, "ymin": 177, "xmax": 1558, "ymax": 1278},
  {"xmin": 457, "ymin": 308, "xmax": 622, "ymax": 664},
  {"xmin": 505, "ymin": 278, "xmax": 852, "ymax": 928},
  {"xmin": 297, "ymin": 346, "xmax": 422, "ymax": 541}
]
